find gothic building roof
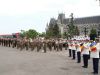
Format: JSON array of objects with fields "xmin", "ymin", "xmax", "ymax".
[
  {"xmin": 63, "ymin": 19, "xmax": 69, "ymax": 24},
  {"xmin": 74, "ymin": 16, "xmax": 100, "ymax": 24},
  {"xmin": 49, "ymin": 15, "xmax": 100, "ymax": 26}
]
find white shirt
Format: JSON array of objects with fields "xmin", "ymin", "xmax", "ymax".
[
  {"xmin": 71, "ymin": 42, "xmax": 76, "ymax": 50},
  {"xmin": 91, "ymin": 43, "xmax": 100, "ymax": 58},
  {"xmin": 68, "ymin": 42, "xmax": 72, "ymax": 50},
  {"xmin": 81, "ymin": 43, "xmax": 90, "ymax": 55},
  {"xmin": 76, "ymin": 43, "xmax": 81, "ymax": 52}
]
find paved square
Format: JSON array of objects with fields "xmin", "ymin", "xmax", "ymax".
[{"xmin": 0, "ymin": 46, "xmax": 99, "ymax": 75}]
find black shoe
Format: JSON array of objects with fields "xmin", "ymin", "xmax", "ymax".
[
  {"xmin": 77, "ymin": 62, "xmax": 80, "ymax": 63},
  {"xmin": 82, "ymin": 66, "xmax": 87, "ymax": 68},
  {"xmin": 91, "ymin": 72, "xmax": 98, "ymax": 74},
  {"xmin": 72, "ymin": 58, "xmax": 75, "ymax": 60}
]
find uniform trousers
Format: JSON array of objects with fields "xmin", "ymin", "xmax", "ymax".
[
  {"xmin": 83, "ymin": 54, "xmax": 89, "ymax": 67},
  {"xmin": 77, "ymin": 51, "xmax": 81, "ymax": 63},
  {"xmin": 69, "ymin": 49, "xmax": 72, "ymax": 57},
  {"xmin": 93, "ymin": 58, "xmax": 99, "ymax": 74},
  {"xmin": 72, "ymin": 50, "xmax": 76, "ymax": 59}
]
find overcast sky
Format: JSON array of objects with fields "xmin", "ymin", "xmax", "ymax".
[{"xmin": 0, "ymin": 0, "xmax": 100, "ymax": 34}]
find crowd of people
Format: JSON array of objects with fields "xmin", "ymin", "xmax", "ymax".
[
  {"xmin": 0, "ymin": 37, "xmax": 67, "ymax": 52},
  {"xmin": 67, "ymin": 38, "xmax": 100, "ymax": 74},
  {"xmin": 0, "ymin": 36, "xmax": 100, "ymax": 74}
]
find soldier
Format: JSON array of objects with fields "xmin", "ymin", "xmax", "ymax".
[
  {"xmin": 47, "ymin": 39, "xmax": 52, "ymax": 51},
  {"xmin": 23, "ymin": 37, "xmax": 29, "ymax": 50},
  {"xmin": 43, "ymin": 39, "xmax": 47, "ymax": 53},
  {"xmin": 12, "ymin": 38, "xmax": 17, "ymax": 48},
  {"xmin": 55, "ymin": 39, "xmax": 59, "ymax": 51},
  {"xmin": 52, "ymin": 39, "xmax": 56, "ymax": 50},
  {"xmin": 59, "ymin": 39, "xmax": 63, "ymax": 51},
  {"xmin": 36, "ymin": 39, "xmax": 42, "ymax": 52},
  {"xmin": 8, "ymin": 38, "xmax": 11, "ymax": 47},
  {"xmin": 64, "ymin": 39, "xmax": 68, "ymax": 50},
  {"xmin": 90, "ymin": 38, "xmax": 100, "ymax": 74}
]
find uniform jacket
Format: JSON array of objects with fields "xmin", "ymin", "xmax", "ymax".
[{"xmin": 91, "ymin": 43, "xmax": 100, "ymax": 58}]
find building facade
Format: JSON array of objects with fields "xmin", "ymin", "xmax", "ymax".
[{"xmin": 47, "ymin": 13, "xmax": 100, "ymax": 37}]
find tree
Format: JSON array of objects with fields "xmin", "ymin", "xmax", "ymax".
[
  {"xmin": 20, "ymin": 29, "xmax": 38, "ymax": 38},
  {"xmin": 68, "ymin": 13, "xmax": 76, "ymax": 38},
  {"xmin": 75, "ymin": 26, "xmax": 80, "ymax": 36},
  {"xmin": 39, "ymin": 32, "xmax": 46, "ymax": 37},
  {"xmin": 26, "ymin": 29, "xmax": 38, "ymax": 38},
  {"xmin": 90, "ymin": 28, "xmax": 97, "ymax": 40},
  {"xmin": 20, "ymin": 30, "xmax": 27, "ymax": 38},
  {"xmin": 52, "ymin": 23, "xmax": 60, "ymax": 38},
  {"xmin": 46, "ymin": 22, "xmax": 60, "ymax": 38}
]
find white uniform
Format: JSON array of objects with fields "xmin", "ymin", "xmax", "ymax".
[
  {"xmin": 81, "ymin": 42, "xmax": 90, "ymax": 55},
  {"xmin": 76, "ymin": 43, "xmax": 81, "ymax": 52},
  {"xmin": 72, "ymin": 42, "xmax": 76, "ymax": 50},
  {"xmin": 91, "ymin": 43, "xmax": 100, "ymax": 58},
  {"xmin": 68, "ymin": 42, "xmax": 72, "ymax": 50}
]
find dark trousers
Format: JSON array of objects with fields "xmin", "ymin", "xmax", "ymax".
[
  {"xmin": 77, "ymin": 52, "xmax": 81, "ymax": 63},
  {"xmin": 88, "ymin": 51, "xmax": 90, "ymax": 59},
  {"xmin": 72, "ymin": 50, "xmax": 76, "ymax": 59},
  {"xmin": 93, "ymin": 58, "xmax": 99, "ymax": 73},
  {"xmin": 83, "ymin": 54, "xmax": 89, "ymax": 67},
  {"xmin": 69, "ymin": 49, "xmax": 72, "ymax": 57}
]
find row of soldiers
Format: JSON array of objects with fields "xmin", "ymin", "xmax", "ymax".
[
  {"xmin": 0, "ymin": 37, "xmax": 68, "ymax": 52},
  {"xmin": 67, "ymin": 38, "xmax": 100, "ymax": 74}
]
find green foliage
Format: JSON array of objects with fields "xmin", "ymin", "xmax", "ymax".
[
  {"xmin": 20, "ymin": 29, "xmax": 38, "ymax": 38},
  {"xmin": 39, "ymin": 32, "xmax": 46, "ymax": 37},
  {"xmin": 26, "ymin": 29, "xmax": 38, "ymax": 38},
  {"xmin": 90, "ymin": 28, "xmax": 97, "ymax": 35},
  {"xmin": 74, "ymin": 26, "xmax": 80, "ymax": 36},
  {"xmin": 20, "ymin": 30, "xmax": 26, "ymax": 38},
  {"xmin": 90, "ymin": 28, "xmax": 97, "ymax": 40},
  {"xmin": 53, "ymin": 23, "xmax": 60, "ymax": 37},
  {"xmin": 46, "ymin": 23, "xmax": 60, "ymax": 38},
  {"xmin": 68, "ymin": 13, "xmax": 80, "ymax": 37}
]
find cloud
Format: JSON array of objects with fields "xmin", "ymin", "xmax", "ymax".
[{"xmin": 0, "ymin": 0, "xmax": 71, "ymax": 16}]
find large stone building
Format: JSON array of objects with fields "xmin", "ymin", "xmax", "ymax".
[{"xmin": 47, "ymin": 13, "xmax": 100, "ymax": 37}]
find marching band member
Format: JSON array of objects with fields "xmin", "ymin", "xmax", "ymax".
[
  {"xmin": 81, "ymin": 40, "xmax": 90, "ymax": 68},
  {"xmin": 90, "ymin": 38, "xmax": 100, "ymax": 74},
  {"xmin": 72, "ymin": 40, "xmax": 76, "ymax": 60},
  {"xmin": 68, "ymin": 40, "xmax": 72, "ymax": 57},
  {"xmin": 76, "ymin": 40, "xmax": 81, "ymax": 63}
]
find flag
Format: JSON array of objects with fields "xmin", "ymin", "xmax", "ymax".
[{"xmin": 90, "ymin": 42, "xmax": 97, "ymax": 52}]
